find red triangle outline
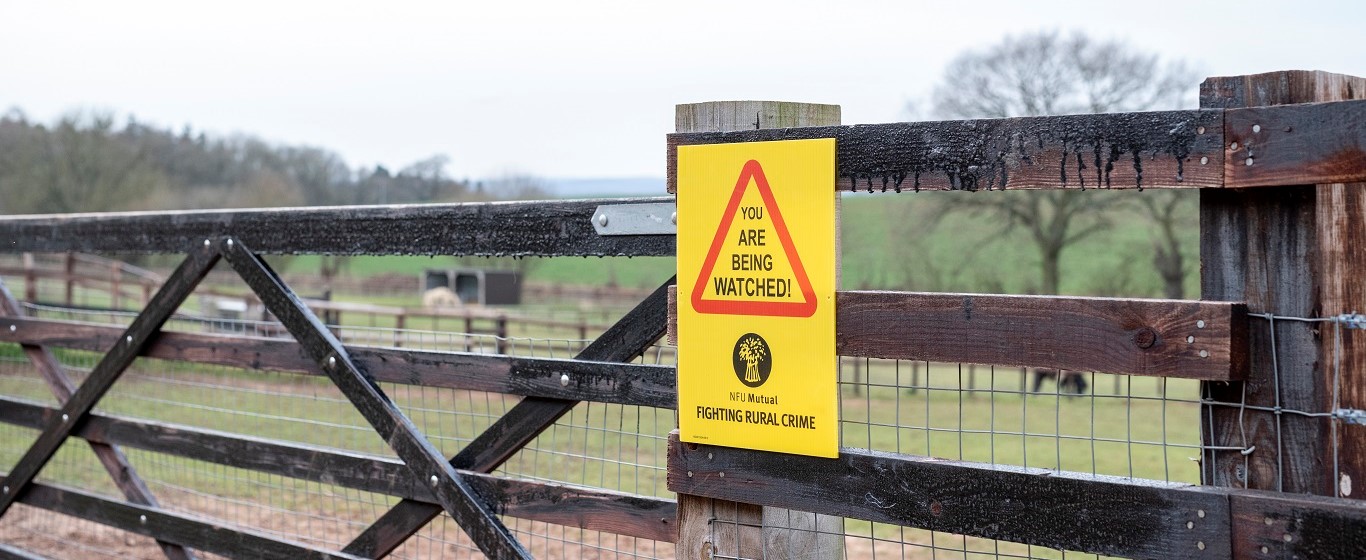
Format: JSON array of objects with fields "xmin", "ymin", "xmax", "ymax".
[{"xmin": 690, "ymin": 159, "xmax": 818, "ymax": 317}]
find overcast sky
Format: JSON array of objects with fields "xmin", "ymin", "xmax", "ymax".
[{"xmin": 3, "ymin": 0, "xmax": 1363, "ymax": 184}]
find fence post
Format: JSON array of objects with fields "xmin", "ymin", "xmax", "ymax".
[
  {"xmin": 1199, "ymin": 70, "xmax": 1366, "ymax": 497},
  {"xmin": 64, "ymin": 252, "xmax": 75, "ymax": 306},
  {"xmin": 22, "ymin": 252, "xmax": 36, "ymax": 303},
  {"xmin": 674, "ymin": 100, "xmax": 844, "ymax": 559}
]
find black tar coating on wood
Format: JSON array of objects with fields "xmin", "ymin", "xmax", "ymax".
[
  {"xmin": 0, "ymin": 198, "xmax": 676, "ymax": 257},
  {"xmin": 669, "ymin": 109, "xmax": 1224, "ymax": 192},
  {"xmin": 669, "ymin": 436, "xmax": 1231, "ymax": 559}
]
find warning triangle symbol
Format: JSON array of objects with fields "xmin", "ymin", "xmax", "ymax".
[{"xmin": 690, "ymin": 159, "xmax": 818, "ymax": 317}]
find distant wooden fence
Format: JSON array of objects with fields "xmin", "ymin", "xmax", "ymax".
[{"xmin": 0, "ymin": 69, "xmax": 1362, "ymax": 559}]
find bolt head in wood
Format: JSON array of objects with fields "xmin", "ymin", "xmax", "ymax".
[
  {"xmin": 596, "ymin": 214, "xmax": 608, "ymax": 227},
  {"xmin": 1196, "ymin": 320, "xmax": 1206, "ymax": 329},
  {"xmin": 3, "ymin": 485, "xmax": 8, "ymax": 494},
  {"xmin": 226, "ymin": 239, "xmax": 234, "ymax": 248},
  {"xmin": 328, "ymin": 356, "xmax": 337, "ymax": 367},
  {"xmin": 1253, "ymin": 124, "xmax": 1261, "ymax": 133},
  {"xmin": 61, "ymin": 414, "xmax": 69, "ymax": 422},
  {"xmin": 1200, "ymin": 156, "xmax": 1209, "ymax": 165},
  {"xmin": 560, "ymin": 374, "xmax": 569, "ymax": 386},
  {"xmin": 8, "ymin": 324, "xmax": 14, "ymax": 332},
  {"xmin": 203, "ymin": 239, "xmax": 211, "ymax": 247},
  {"xmin": 139, "ymin": 514, "xmax": 147, "ymax": 524},
  {"xmin": 430, "ymin": 475, "xmax": 439, "ymax": 486},
  {"xmin": 126, "ymin": 335, "xmax": 133, "ymax": 344}
]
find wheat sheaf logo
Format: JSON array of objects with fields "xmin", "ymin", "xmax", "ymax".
[{"xmin": 732, "ymin": 333, "xmax": 772, "ymax": 388}]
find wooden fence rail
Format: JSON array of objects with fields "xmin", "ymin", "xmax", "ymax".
[{"xmin": 0, "ymin": 68, "xmax": 1362, "ymax": 559}]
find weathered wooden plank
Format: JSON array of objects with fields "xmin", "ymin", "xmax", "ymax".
[
  {"xmin": 668, "ymin": 109, "xmax": 1226, "ymax": 193},
  {"xmin": 0, "ymin": 198, "xmax": 675, "ymax": 257},
  {"xmin": 667, "ymin": 433, "xmax": 1231, "ymax": 559},
  {"xmin": 0, "ymin": 396, "xmax": 677, "ymax": 542},
  {"xmin": 0, "ymin": 281, "xmax": 196, "ymax": 560},
  {"xmin": 668, "ymin": 289, "xmax": 1247, "ymax": 379},
  {"xmin": 342, "ymin": 276, "xmax": 674, "ymax": 558},
  {"xmin": 220, "ymin": 240, "xmax": 532, "ymax": 559},
  {"xmin": 837, "ymin": 291, "xmax": 1247, "ymax": 379},
  {"xmin": 1224, "ymin": 100, "xmax": 1366, "ymax": 188},
  {"xmin": 0, "ymin": 317, "xmax": 676, "ymax": 408},
  {"xmin": 1230, "ymin": 490, "xmax": 1366, "ymax": 558},
  {"xmin": 0, "ymin": 243, "xmax": 218, "ymax": 519},
  {"xmin": 0, "ymin": 477, "xmax": 365, "ymax": 560},
  {"xmin": 1200, "ymin": 70, "xmax": 1366, "ymax": 497}
]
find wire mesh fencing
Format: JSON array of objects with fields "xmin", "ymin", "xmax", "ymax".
[{"xmin": 0, "ymin": 294, "xmax": 679, "ymax": 559}]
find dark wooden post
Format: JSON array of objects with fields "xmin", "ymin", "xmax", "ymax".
[
  {"xmin": 674, "ymin": 100, "xmax": 845, "ymax": 559},
  {"xmin": 1200, "ymin": 70, "xmax": 1366, "ymax": 497},
  {"xmin": 495, "ymin": 315, "xmax": 509, "ymax": 355},
  {"xmin": 22, "ymin": 253, "xmax": 36, "ymax": 303},
  {"xmin": 63, "ymin": 252, "xmax": 75, "ymax": 306}
]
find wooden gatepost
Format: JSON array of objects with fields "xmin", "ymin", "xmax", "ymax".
[{"xmin": 667, "ymin": 70, "xmax": 1366, "ymax": 559}]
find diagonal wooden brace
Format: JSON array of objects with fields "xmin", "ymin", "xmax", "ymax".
[
  {"xmin": 0, "ymin": 281, "xmax": 196, "ymax": 560},
  {"xmin": 0, "ymin": 242, "xmax": 220, "ymax": 518},
  {"xmin": 343, "ymin": 276, "xmax": 674, "ymax": 558},
  {"xmin": 218, "ymin": 238, "xmax": 533, "ymax": 560}
]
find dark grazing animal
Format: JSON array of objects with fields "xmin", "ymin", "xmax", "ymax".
[{"xmin": 1032, "ymin": 368, "xmax": 1089, "ymax": 395}]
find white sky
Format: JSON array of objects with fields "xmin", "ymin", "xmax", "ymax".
[{"xmin": 3, "ymin": 0, "xmax": 1363, "ymax": 182}]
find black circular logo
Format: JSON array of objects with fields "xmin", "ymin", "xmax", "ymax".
[{"xmin": 732, "ymin": 333, "xmax": 772, "ymax": 388}]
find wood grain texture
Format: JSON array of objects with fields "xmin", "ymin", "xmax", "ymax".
[
  {"xmin": 668, "ymin": 109, "xmax": 1225, "ymax": 193},
  {"xmin": 1230, "ymin": 490, "xmax": 1366, "ymax": 558},
  {"xmin": 0, "ymin": 282, "xmax": 195, "ymax": 560},
  {"xmin": 1224, "ymin": 100, "xmax": 1366, "ymax": 188},
  {"xmin": 0, "ymin": 317, "xmax": 676, "ymax": 408},
  {"xmin": 838, "ymin": 291, "xmax": 1246, "ymax": 378},
  {"xmin": 342, "ymin": 277, "xmax": 674, "ymax": 558},
  {"xmin": 0, "ymin": 396, "xmax": 677, "ymax": 543},
  {"xmin": 0, "ymin": 244, "xmax": 218, "ymax": 519},
  {"xmin": 1199, "ymin": 70, "xmax": 1366, "ymax": 497},
  {"xmin": 0, "ymin": 198, "xmax": 675, "ymax": 257},
  {"xmin": 0, "ymin": 477, "xmax": 365, "ymax": 560},
  {"xmin": 667, "ymin": 434, "xmax": 1230, "ymax": 559}
]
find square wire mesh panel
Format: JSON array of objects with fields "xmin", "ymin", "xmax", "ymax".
[{"xmin": 0, "ymin": 289, "xmax": 678, "ymax": 559}]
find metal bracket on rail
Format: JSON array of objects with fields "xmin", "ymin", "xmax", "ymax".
[{"xmin": 591, "ymin": 202, "xmax": 677, "ymax": 235}]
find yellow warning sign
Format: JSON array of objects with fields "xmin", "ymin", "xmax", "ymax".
[{"xmin": 676, "ymin": 138, "xmax": 837, "ymax": 458}]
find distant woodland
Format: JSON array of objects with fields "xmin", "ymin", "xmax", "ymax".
[{"xmin": 0, "ymin": 109, "xmax": 539, "ymax": 215}]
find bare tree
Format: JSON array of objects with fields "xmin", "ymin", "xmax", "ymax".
[{"xmin": 929, "ymin": 30, "xmax": 1197, "ymax": 295}]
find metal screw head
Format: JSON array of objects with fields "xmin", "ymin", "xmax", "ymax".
[
  {"xmin": 1253, "ymin": 124, "xmax": 1261, "ymax": 133},
  {"xmin": 61, "ymin": 413, "xmax": 69, "ymax": 422},
  {"xmin": 2, "ymin": 485, "xmax": 8, "ymax": 494},
  {"xmin": 1187, "ymin": 521, "xmax": 1194, "ymax": 529},
  {"xmin": 1197, "ymin": 320, "xmax": 1206, "ymax": 329},
  {"xmin": 328, "ymin": 356, "xmax": 337, "ymax": 367},
  {"xmin": 1200, "ymin": 350, "xmax": 1210, "ymax": 358},
  {"xmin": 226, "ymin": 239, "xmax": 234, "ymax": 248},
  {"xmin": 126, "ymin": 335, "xmax": 133, "ymax": 344},
  {"xmin": 1265, "ymin": 516, "xmax": 1274, "ymax": 525},
  {"xmin": 1230, "ymin": 142, "xmax": 1239, "ymax": 151},
  {"xmin": 1187, "ymin": 336, "xmax": 1195, "ymax": 343},
  {"xmin": 1245, "ymin": 157, "xmax": 1254, "ymax": 166},
  {"xmin": 139, "ymin": 514, "xmax": 147, "ymax": 524},
  {"xmin": 1283, "ymin": 533, "xmax": 1292, "ymax": 542},
  {"xmin": 707, "ymin": 452, "xmax": 713, "ymax": 460},
  {"xmin": 8, "ymin": 324, "xmax": 14, "ymax": 332},
  {"xmin": 1197, "ymin": 126, "xmax": 1206, "ymax": 135},
  {"xmin": 718, "ymin": 472, "xmax": 725, "ymax": 478},
  {"xmin": 203, "ymin": 239, "xmax": 211, "ymax": 247},
  {"xmin": 1261, "ymin": 546, "xmax": 1269, "ymax": 554},
  {"xmin": 430, "ymin": 475, "xmax": 439, "ymax": 487},
  {"xmin": 687, "ymin": 471, "xmax": 693, "ymax": 478},
  {"xmin": 1198, "ymin": 509, "xmax": 1206, "ymax": 518},
  {"xmin": 671, "ymin": 211, "xmax": 678, "ymax": 225},
  {"xmin": 596, "ymin": 214, "xmax": 608, "ymax": 227},
  {"xmin": 560, "ymin": 374, "xmax": 570, "ymax": 387},
  {"xmin": 1197, "ymin": 541, "xmax": 1206, "ymax": 550},
  {"xmin": 1200, "ymin": 156, "xmax": 1209, "ymax": 165}
]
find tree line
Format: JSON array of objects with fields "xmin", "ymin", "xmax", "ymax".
[{"xmin": 0, "ymin": 110, "xmax": 532, "ymax": 215}]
